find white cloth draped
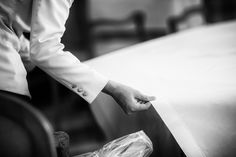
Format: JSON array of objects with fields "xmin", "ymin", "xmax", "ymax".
[{"xmin": 86, "ymin": 21, "xmax": 236, "ymax": 157}]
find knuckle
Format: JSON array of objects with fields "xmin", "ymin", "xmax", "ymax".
[{"xmin": 129, "ymin": 107, "xmax": 136, "ymax": 113}]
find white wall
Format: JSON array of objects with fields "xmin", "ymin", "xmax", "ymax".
[
  {"xmin": 89, "ymin": 0, "xmax": 172, "ymax": 28},
  {"xmin": 89, "ymin": 0, "xmax": 201, "ymax": 28}
]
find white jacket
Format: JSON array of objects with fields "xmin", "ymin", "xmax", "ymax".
[{"xmin": 0, "ymin": 0, "xmax": 108, "ymax": 103}]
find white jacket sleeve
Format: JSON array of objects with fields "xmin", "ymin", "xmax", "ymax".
[{"xmin": 30, "ymin": 0, "xmax": 108, "ymax": 103}]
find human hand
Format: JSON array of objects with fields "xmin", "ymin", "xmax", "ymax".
[{"xmin": 102, "ymin": 80, "xmax": 156, "ymax": 114}]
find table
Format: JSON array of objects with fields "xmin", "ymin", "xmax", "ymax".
[{"xmin": 85, "ymin": 20, "xmax": 236, "ymax": 157}]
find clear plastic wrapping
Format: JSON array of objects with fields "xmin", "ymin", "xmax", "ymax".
[{"xmin": 75, "ymin": 130, "xmax": 153, "ymax": 157}]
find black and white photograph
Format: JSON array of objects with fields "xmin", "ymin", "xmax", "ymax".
[{"xmin": 0, "ymin": 0, "xmax": 236, "ymax": 157}]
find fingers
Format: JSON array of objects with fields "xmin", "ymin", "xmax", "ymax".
[
  {"xmin": 128, "ymin": 92, "xmax": 155, "ymax": 113},
  {"xmin": 136, "ymin": 93, "xmax": 156, "ymax": 102},
  {"xmin": 146, "ymin": 96, "xmax": 156, "ymax": 101},
  {"xmin": 124, "ymin": 99, "xmax": 152, "ymax": 114},
  {"xmin": 138, "ymin": 101, "xmax": 152, "ymax": 110}
]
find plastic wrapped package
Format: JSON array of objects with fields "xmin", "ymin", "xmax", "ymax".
[{"xmin": 75, "ymin": 130, "xmax": 153, "ymax": 157}]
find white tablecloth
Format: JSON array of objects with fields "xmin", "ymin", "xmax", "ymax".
[{"xmin": 85, "ymin": 21, "xmax": 236, "ymax": 157}]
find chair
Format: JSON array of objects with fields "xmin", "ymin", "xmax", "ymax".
[
  {"xmin": 0, "ymin": 92, "xmax": 57, "ymax": 157},
  {"xmin": 88, "ymin": 10, "xmax": 148, "ymax": 56},
  {"xmin": 167, "ymin": 0, "xmax": 236, "ymax": 33},
  {"xmin": 167, "ymin": 5, "xmax": 204, "ymax": 33}
]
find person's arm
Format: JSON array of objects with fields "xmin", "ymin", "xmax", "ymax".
[
  {"xmin": 30, "ymin": 0, "xmax": 155, "ymax": 112},
  {"xmin": 30, "ymin": 0, "xmax": 108, "ymax": 103}
]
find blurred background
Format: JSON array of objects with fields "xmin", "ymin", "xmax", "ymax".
[{"xmin": 26, "ymin": 0, "xmax": 236, "ymax": 156}]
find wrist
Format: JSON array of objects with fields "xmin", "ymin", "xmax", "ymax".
[{"xmin": 102, "ymin": 80, "xmax": 117, "ymax": 96}]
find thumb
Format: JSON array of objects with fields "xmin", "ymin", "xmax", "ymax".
[
  {"xmin": 137, "ymin": 101, "xmax": 152, "ymax": 110},
  {"xmin": 136, "ymin": 93, "xmax": 156, "ymax": 102}
]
